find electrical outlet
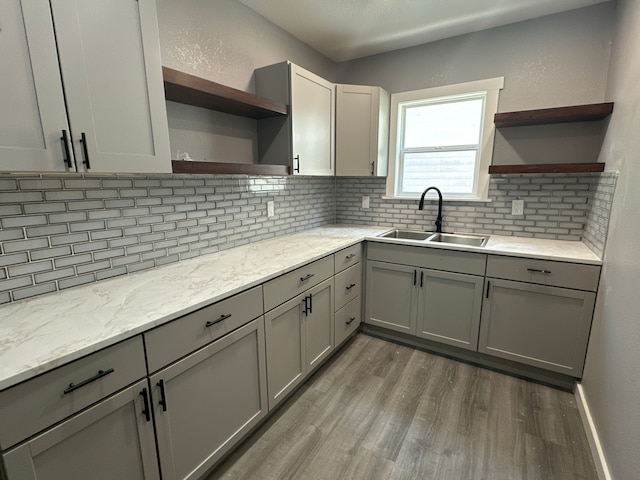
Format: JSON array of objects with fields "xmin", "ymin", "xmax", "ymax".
[
  {"xmin": 362, "ymin": 196, "xmax": 370, "ymax": 209},
  {"xmin": 512, "ymin": 199, "xmax": 524, "ymax": 216},
  {"xmin": 267, "ymin": 201, "xmax": 275, "ymax": 217}
]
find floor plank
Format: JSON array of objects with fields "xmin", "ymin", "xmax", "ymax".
[{"xmin": 206, "ymin": 334, "xmax": 597, "ymax": 480}]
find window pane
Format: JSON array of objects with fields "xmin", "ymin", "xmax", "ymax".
[
  {"xmin": 401, "ymin": 151, "xmax": 476, "ymax": 195},
  {"xmin": 404, "ymin": 98, "xmax": 483, "ymax": 148}
]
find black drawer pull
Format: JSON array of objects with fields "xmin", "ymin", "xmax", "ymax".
[
  {"xmin": 346, "ymin": 283, "xmax": 356, "ymax": 291},
  {"xmin": 205, "ymin": 313, "xmax": 232, "ymax": 327},
  {"xmin": 60, "ymin": 130, "xmax": 72, "ymax": 168},
  {"xmin": 413, "ymin": 270, "xmax": 417, "ymax": 286},
  {"xmin": 63, "ymin": 368, "xmax": 114, "ymax": 394},
  {"xmin": 420, "ymin": 271, "xmax": 424, "ymax": 287},
  {"xmin": 157, "ymin": 379, "xmax": 168, "ymax": 412},
  {"xmin": 140, "ymin": 388, "xmax": 151, "ymax": 422},
  {"xmin": 345, "ymin": 253, "xmax": 357, "ymax": 260},
  {"xmin": 346, "ymin": 317, "xmax": 356, "ymax": 325},
  {"xmin": 80, "ymin": 132, "xmax": 91, "ymax": 169},
  {"xmin": 527, "ymin": 268, "xmax": 552, "ymax": 274},
  {"xmin": 300, "ymin": 273, "xmax": 315, "ymax": 282}
]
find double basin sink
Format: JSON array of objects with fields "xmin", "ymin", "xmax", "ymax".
[{"xmin": 380, "ymin": 230, "xmax": 489, "ymax": 247}]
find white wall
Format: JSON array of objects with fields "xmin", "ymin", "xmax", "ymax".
[
  {"xmin": 581, "ymin": 1, "xmax": 640, "ymax": 478},
  {"xmin": 155, "ymin": 0, "xmax": 336, "ymax": 163},
  {"xmin": 336, "ymin": 3, "xmax": 614, "ymax": 112}
]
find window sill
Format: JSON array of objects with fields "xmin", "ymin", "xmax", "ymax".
[{"xmin": 381, "ymin": 195, "xmax": 492, "ymax": 203}]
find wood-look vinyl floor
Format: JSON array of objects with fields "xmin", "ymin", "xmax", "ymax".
[{"xmin": 207, "ymin": 334, "xmax": 597, "ymax": 480}]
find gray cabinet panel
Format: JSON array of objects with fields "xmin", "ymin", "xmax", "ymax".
[
  {"xmin": 478, "ymin": 278, "xmax": 596, "ymax": 375},
  {"xmin": 3, "ymin": 380, "xmax": 159, "ymax": 480},
  {"xmin": 151, "ymin": 319, "xmax": 267, "ymax": 480},
  {"xmin": 335, "ymin": 297, "xmax": 361, "ymax": 347},
  {"xmin": 416, "ymin": 270, "xmax": 484, "ymax": 351},
  {"xmin": 0, "ymin": 336, "xmax": 146, "ymax": 450},
  {"xmin": 367, "ymin": 242, "xmax": 487, "ymax": 275},
  {"xmin": 334, "ymin": 263, "xmax": 362, "ymax": 311},
  {"xmin": 145, "ymin": 286, "xmax": 263, "ymax": 372},
  {"xmin": 486, "ymin": 255, "xmax": 600, "ymax": 291},
  {"xmin": 304, "ymin": 279, "xmax": 335, "ymax": 372},
  {"xmin": 334, "ymin": 244, "xmax": 362, "ymax": 273},
  {"xmin": 365, "ymin": 260, "xmax": 417, "ymax": 334}
]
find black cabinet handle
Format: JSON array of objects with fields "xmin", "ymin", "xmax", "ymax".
[
  {"xmin": 413, "ymin": 270, "xmax": 417, "ymax": 286},
  {"xmin": 345, "ymin": 253, "xmax": 357, "ymax": 260},
  {"xmin": 346, "ymin": 283, "xmax": 356, "ymax": 291},
  {"xmin": 308, "ymin": 293, "xmax": 313, "ymax": 314},
  {"xmin": 527, "ymin": 268, "xmax": 552, "ymax": 274},
  {"xmin": 205, "ymin": 313, "xmax": 232, "ymax": 327},
  {"xmin": 157, "ymin": 380, "xmax": 167, "ymax": 412},
  {"xmin": 303, "ymin": 296, "xmax": 309, "ymax": 316},
  {"xmin": 346, "ymin": 317, "xmax": 356, "ymax": 325},
  {"xmin": 63, "ymin": 368, "xmax": 114, "ymax": 394},
  {"xmin": 300, "ymin": 273, "xmax": 315, "ymax": 282},
  {"xmin": 420, "ymin": 271, "xmax": 424, "ymax": 287},
  {"xmin": 486, "ymin": 281, "xmax": 491, "ymax": 299},
  {"xmin": 140, "ymin": 388, "xmax": 151, "ymax": 422},
  {"xmin": 60, "ymin": 130, "xmax": 72, "ymax": 168},
  {"xmin": 370, "ymin": 161, "xmax": 375, "ymax": 176},
  {"xmin": 80, "ymin": 132, "xmax": 91, "ymax": 169},
  {"xmin": 293, "ymin": 155, "xmax": 300, "ymax": 173}
]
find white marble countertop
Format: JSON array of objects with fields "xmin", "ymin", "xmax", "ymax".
[{"xmin": 0, "ymin": 224, "xmax": 601, "ymax": 391}]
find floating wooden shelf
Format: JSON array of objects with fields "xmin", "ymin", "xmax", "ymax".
[
  {"xmin": 494, "ymin": 102, "xmax": 614, "ymax": 128},
  {"xmin": 162, "ymin": 67, "xmax": 288, "ymax": 119},
  {"xmin": 171, "ymin": 160, "xmax": 290, "ymax": 176},
  {"xmin": 488, "ymin": 162, "xmax": 605, "ymax": 175}
]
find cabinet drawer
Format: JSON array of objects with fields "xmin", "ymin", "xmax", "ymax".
[
  {"xmin": 335, "ymin": 244, "xmax": 362, "ymax": 273},
  {"xmin": 486, "ymin": 255, "xmax": 600, "ymax": 291},
  {"xmin": 367, "ymin": 242, "xmax": 486, "ymax": 276},
  {"xmin": 335, "ymin": 297, "xmax": 361, "ymax": 347},
  {"xmin": 334, "ymin": 263, "xmax": 362, "ymax": 311},
  {"xmin": 0, "ymin": 336, "xmax": 146, "ymax": 450},
  {"xmin": 263, "ymin": 255, "xmax": 334, "ymax": 311},
  {"xmin": 145, "ymin": 286, "xmax": 263, "ymax": 372}
]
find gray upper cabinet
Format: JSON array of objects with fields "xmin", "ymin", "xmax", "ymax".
[
  {"xmin": 336, "ymin": 84, "xmax": 389, "ymax": 177},
  {"xmin": 256, "ymin": 62, "xmax": 335, "ymax": 176},
  {"xmin": 0, "ymin": 0, "xmax": 171, "ymax": 174},
  {"xmin": 2, "ymin": 380, "xmax": 160, "ymax": 480},
  {"xmin": 151, "ymin": 319, "xmax": 268, "ymax": 480}
]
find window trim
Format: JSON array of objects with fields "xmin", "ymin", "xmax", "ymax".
[{"xmin": 387, "ymin": 77, "xmax": 504, "ymax": 201}]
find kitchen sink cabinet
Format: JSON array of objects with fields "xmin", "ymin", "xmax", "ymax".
[
  {"xmin": 150, "ymin": 319, "xmax": 268, "ymax": 480},
  {"xmin": 336, "ymin": 84, "xmax": 389, "ymax": 176},
  {"xmin": 256, "ymin": 61, "xmax": 335, "ymax": 176},
  {"xmin": 478, "ymin": 255, "xmax": 599, "ymax": 376},
  {"xmin": 0, "ymin": 0, "xmax": 170, "ymax": 173},
  {"xmin": 365, "ymin": 243, "xmax": 486, "ymax": 350},
  {"xmin": 2, "ymin": 380, "xmax": 159, "ymax": 480},
  {"xmin": 264, "ymin": 278, "xmax": 334, "ymax": 410}
]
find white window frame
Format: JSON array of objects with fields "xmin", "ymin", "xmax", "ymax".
[{"xmin": 387, "ymin": 77, "xmax": 504, "ymax": 201}]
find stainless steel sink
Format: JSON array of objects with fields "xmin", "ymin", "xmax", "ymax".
[
  {"xmin": 426, "ymin": 232, "xmax": 489, "ymax": 247},
  {"xmin": 379, "ymin": 229, "xmax": 432, "ymax": 241}
]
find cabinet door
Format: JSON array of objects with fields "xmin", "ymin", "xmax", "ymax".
[
  {"xmin": 416, "ymin": 269, "xmax": 484, "ymax": 351},
  {"xmin": 264, "ymin": 293, "xmax": 307, "ymax": 410},
  {"xmin": 50, "ymin": 0, "xmax": 170, "ymax": 173},
  {"xmin": 290, "ymin": 64, "xmax": 334, "ymax": 176},
  {"xmin": 365, "ymin": 260, "xmax": 417, "ymax": 335},
  {"xmin": 304, "ymin": 278, "xmax": 335, "ymax": 372},
  {"xmin": 0, "ymin": 0, "xmax": 73, "ymax": 172},
  {"xmin": 336, "ymin": 85, "xmax": 389, "ymax": 176},
  {"xmin": 2, "ymin": 380, "xmax": 159, "ymax": 480},
  {"xmin": 151, "ymin": 319, "xmax": 267, "ymax": 480},
  {"xmin": 478, "ymin": 278, "xmax": 596, "ymax": 376}
]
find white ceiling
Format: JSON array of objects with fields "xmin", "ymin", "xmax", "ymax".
[{"xmin": 236, "ymin": 0, "xmax": 612, "ymax": 62}]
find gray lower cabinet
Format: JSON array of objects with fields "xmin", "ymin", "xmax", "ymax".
[
  {"xmin": 365, "ymin": 260, "xmax": 483, "ymax": 350},
  {"xmin": 478, "ymin": 278, "xmax": 596, "ymax": 375},
  {"xmin": 2, "ymin": 379, "xmax": 159, "ymax": 480},
  {"xmin": 150, "ymin": 318, "xmax": 268, "ymax": 480},
  {"xmin": 265, "ymin": 278, "xmax": 334, "ymax": 410}
]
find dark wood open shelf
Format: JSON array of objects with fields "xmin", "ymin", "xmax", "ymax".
[
  {"xmin": 488, "ymin": 162, "xmax": 605, "ymax": 175},
  {"xmin": 172, "ymin": 160, "xmax": 290, "ymax": 176},
  {"xmin": 494, "ymin": 102, "xmax": 614, "ymax": 128},
  {"xmin": 163, "ymin": 67, "xmax": 288, "ymax": 119}
]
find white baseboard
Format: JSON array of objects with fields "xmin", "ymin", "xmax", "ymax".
[{"xmin": 575, "ymin": 383, "xmax": 612, "ymax": 480}]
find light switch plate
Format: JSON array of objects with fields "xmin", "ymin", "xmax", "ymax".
[
  {"xmin": 267, "ymin": 201, "xmax": 275, "ymax": 217},
  {"xmin": 362, "ymin": 196, "xmax": 370, "ymax": 209},
  {"xmin": 512, "ymin": 199, "xmax": 524, "ymax": 216}
]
